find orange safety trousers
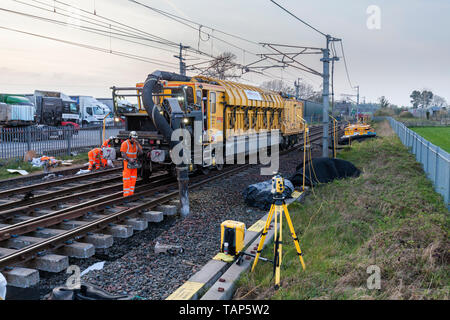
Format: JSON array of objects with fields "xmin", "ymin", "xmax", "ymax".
[
  {"xmin": 120, "ymin": 139, "xmax": 140, "ymax": 197},
  {"xmin": 88, "ymin": 148, "xmax": 102, "ymax": 170},
  {"xmin": 123, "ymin": 161, "xmax": 137, "ymax": 197}
]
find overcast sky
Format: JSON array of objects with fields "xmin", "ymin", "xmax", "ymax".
[{"xmin": 0, "ymin": 0, "xmax": 449, "ymax": 107}]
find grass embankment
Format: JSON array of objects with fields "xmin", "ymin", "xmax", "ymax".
[
  {"xmin": 0, "ymin": 152, "xmax": 89, "ymax": 181},
  {"xmin": 410, "ymin": 126, "xmax": 450, "ymax": 153},
  {"xmin": 235, "ymin": 121, "xmax": 449, "ymax": 300}
]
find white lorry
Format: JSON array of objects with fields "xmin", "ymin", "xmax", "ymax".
[{"xmin": 70, "ymin": 96, "xmax": 113, "ymax": 127}]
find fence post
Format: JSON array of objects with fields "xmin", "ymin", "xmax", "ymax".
[
  {"xmin": 447, "ymin": 159, "xmax": 450, "ymax": 209},
  {"xmin": 67, "ymin": 127, "xmax": 72, "ymax": 156},
  {"xmin": 26, "ymin": 126, "xmax": 32, "ymax": 154},
  {"xmin": 435, "ymin": 146, "xmax": 440, "ymax": 186},
  {"xmin": 99, "ymin": 126, "xmax": 103, "ymax": 146}
]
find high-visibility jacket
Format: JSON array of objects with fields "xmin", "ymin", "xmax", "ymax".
[
  {"xmin": 120, "ymin": 140, "xmax": 142, "ymax": 197},
  {"xmin": 102, "ymin": 139, "xmax": 112, "ymax": 148},
  {"xmin": 90, "ymin": 148, "xmax": 103, "ymax": 159},
  {"xmin": 88, "ymin": 148, "xmax": 103, "ymax": 170},
  {"xmin": 120, "ymin": 139, "xmax": 142, "ymax": 160}
]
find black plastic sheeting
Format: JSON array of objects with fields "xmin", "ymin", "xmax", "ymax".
[
  {"xmin": 339, "ymin": 133, "xmax": 377, "ymax": 145},
  {"xmin": 290, "ymin": 157, "xmax": 361, "ymax": 187},
  {"xmin": 243, "ymin": 179, "xmax": 294, "ymax": 210}
]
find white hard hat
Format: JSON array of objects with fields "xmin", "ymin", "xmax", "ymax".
[
  {"xmin": 109, "ymin": 136, "xmax": 116, "ymax": 140},
  {"xmin": 129, "ymin": 131, "xmax": 138, "ymax": 138}
]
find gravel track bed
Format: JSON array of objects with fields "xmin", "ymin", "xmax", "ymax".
[{"xmin": 38, "ymin": 147, "xmax": 319, "ymax": 299}]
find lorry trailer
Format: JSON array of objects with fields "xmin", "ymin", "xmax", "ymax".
[{"xmin": 0, "ymin": 94, "xmax": 35, "ymax": 127}]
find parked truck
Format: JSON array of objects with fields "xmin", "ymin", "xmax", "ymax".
[
  {"xmin": 31, "ymin": 90, "xmax": 80, "ymax": 128},
  {"xmin": 70, "ymin": 96, "xmax": 113, "ymax": 127},
  {"xmin": 0, "ymin": 94, "xmax": 35, "ymax": 127}
]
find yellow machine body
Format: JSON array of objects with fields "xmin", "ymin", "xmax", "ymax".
[
  {"xmin": 134, "ymin": 76, "xmax": 305, "ymax": 144},
  {"xmin": 220, "ymin": 220, "xmax": 245, "ymax": 256},
  {"xmin": 343, "ymin": 123, "xmax": 372, "ymax": 138}
]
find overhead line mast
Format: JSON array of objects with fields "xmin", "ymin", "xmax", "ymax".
[{"xmin": 270, "ymin": 0, "xmax": 343, "ymax": 157}]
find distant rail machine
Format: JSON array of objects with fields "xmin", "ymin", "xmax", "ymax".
[
  {"xmin": 110, "ymin": 71, "xmax": 306, "ymax": 181},
  {"xmin": 339, "ymin": 122, "xmax": 377, "ymax": 145}
]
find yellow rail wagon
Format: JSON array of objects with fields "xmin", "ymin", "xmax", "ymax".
[{"xmin": 111, "ymin": 70, "xmax": 305, "ymax": 179}]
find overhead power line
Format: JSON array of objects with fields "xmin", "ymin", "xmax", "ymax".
[
  {"xmin": 128, "ymin": 0, "xmax": 261, "ymax": 48},
  {"xmin": 338, "ymin": 40, "xmax": 355, "ymax": 89},
  {"xmin": 269, "ymin": 0, "xmax": 326, "ymax": 37},
  {"xmin": 0, "ymin": 25, "xmax": 179, "ymax": 68}
]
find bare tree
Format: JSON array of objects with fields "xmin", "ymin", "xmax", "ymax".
[
  {"xmin": 203, "ymin": 52, "xmax": 241, "ymax": 80},
  {"xmin": 296, "ymin": 79, "xmax": 316, "ymax": 100},
  {"xmin": 432, "ymin": 94, "xmax": 447, "ymax": 108},
  {"xmin": 260, "ymin": 79, "xmax": 294, "ymax": 95},
  {"xmin": 379, "ymin": 96, "xmax": 390, "ymax": 108}
]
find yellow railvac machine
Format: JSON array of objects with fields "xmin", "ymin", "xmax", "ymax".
[{"xmin": 220, "ymin": 220, "xmax": 246, "ymax": 257}]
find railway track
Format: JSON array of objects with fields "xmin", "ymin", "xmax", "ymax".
[{"xmin": 0, "ymin": 124, "xmax": 341, "ymax": 294}]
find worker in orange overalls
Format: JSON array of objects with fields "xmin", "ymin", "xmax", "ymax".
[
  {"xmin": 100, "ymin": 136, "xmax": 116, "ymax": 167},
  {"xmin": 88, "ymin": 147, "xmax": 104, "ymax": 171},
  {"xmin": 120, "ymin": 131, "xmax": 142, "ymax": 197}
]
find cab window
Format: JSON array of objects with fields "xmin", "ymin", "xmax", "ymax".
[
  {"xmin": 70, "ymin": 103, "xmax": 78, "ymax": 113},
  {"xmin": 171, "ymin": 87, "xmax": 194, "ymax": 105},
  {"xmin": 210, "ymin": 92, "xmax": 216, "ymax": 114},
  {"xmin": 196, "ymin": 90, "xmax": 202, "ymax": 105},
  {"xmin": 86, "ymin": 107, "xmax": 93, "ymax": 116}
]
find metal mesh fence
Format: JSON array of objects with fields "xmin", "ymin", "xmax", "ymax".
[
  {"xmin": 389, "ymin": 117, "xmax": 450, "ymax": 210},
  {"xmin": 0, "ymin": 125, "xmax": 122, "ymax": 160}
]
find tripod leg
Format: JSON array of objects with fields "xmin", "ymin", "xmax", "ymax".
[
  {"xmin": 274, "ymin": 206, "xmax": 283, "ymax": 289},
  {"xmin": 283, "ymin": 204, "xmax": 306, "ymax": 270},
  {"xmin": 251, "ymin": 204, "xmax": 275, "ymax": 272}
]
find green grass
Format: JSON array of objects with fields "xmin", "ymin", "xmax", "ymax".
[
  {"xmin": 410, "ymin": 126, "xmax": 450, "ymax": 153},
  {"xmin": 0, "ymin": 160, "xmax": 42, "ymax": 180},
  {"xmin": 0, "ymin": 152, "xmax": 88, "ymax": 181},
  {"xmin": 234, "ymin": 121, "xmax": 449, "ymax": 300}
]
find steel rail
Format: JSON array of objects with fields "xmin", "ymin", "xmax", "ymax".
[
  {"xmin": 0, "ymin": 165, "xmax": 249, "ymax": 267},
  {"xmin": 0, "ymin": 124, "xmax": 340, "ymax": 268},
  {"xmin": 0, "ymin": 167, "xmax": 122, "ymax": 198}
]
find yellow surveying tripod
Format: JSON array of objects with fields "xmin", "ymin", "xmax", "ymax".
[{"xmin": 251, "ymin": 174, "xmax": 306, "ymax": 289}]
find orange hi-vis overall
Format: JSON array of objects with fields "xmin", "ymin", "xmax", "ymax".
[
  {"xmin": 88, "ymin": 148, "xmax": 103, "ymax": 171},
  {"xmin": 101, "ymin": 139, "xmax": 111, "ymax": 167},
  {"xmin": 120, "ymin": 139, "xmax": 141, "ymax": 197}
]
